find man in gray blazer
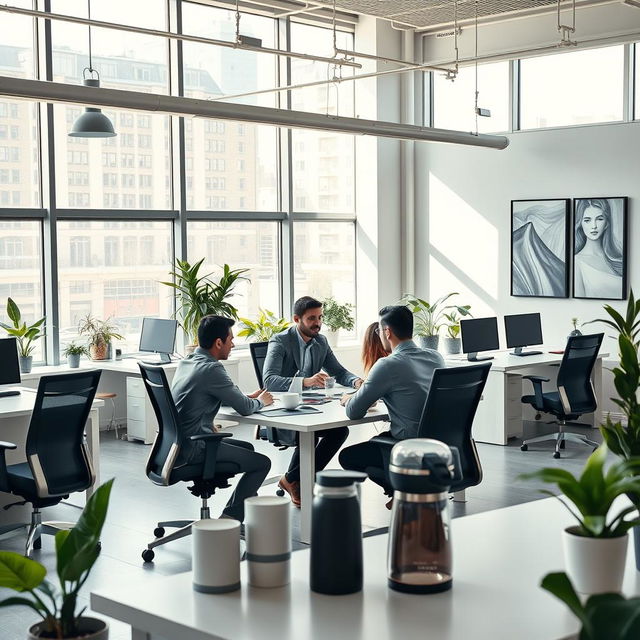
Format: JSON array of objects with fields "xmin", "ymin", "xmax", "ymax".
[
  {"xmin": 339, "ymin": 305, "xmax": 445, "ymax": 506},
  {"xmin": 171, "ymin": 315, "xmax": 274, "ymax": 522},
  {"xmin": 263, "ymin": 296, "xmax": 363, "ymax": 506}
]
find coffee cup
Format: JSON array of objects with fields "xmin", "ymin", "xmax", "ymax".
[{"xmin": 281, "ymin": 392, "xmax": 301, "ymax": 409}]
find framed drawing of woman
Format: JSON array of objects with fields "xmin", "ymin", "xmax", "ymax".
[{"xmin": 572, "ymin": 197, "xmax": 628, "ymax": 300}]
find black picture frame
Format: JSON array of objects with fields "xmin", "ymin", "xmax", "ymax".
[
  {"xmin": 511, "ymin": 198, "xmax": 570, "ymax": 298},
  {"xmin": 572, "ymin": 197, "xmax": 628, "ymax": 301}
]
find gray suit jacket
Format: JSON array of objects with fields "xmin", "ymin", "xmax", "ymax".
[{"xmin": 263, "ymin": 326, "xmax": 358, "ymax": 391}]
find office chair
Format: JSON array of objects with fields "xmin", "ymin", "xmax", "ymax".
[
  {"xmin": 0, "ymin": 370, "xmax": 101, "ymax": 556},
  {"xmin": 138, "ymin": 363, "xmax": 241, "ymax": 563},
  {"xmin": 520, "ymin": 333, "xmax": 604, "ymax": 458},
  {"xmin": 365, "ymin": 363, "xmax": 491, "ymax": 496}
]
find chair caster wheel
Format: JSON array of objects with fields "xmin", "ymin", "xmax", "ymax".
[
  {"xmin": 153, "ymin": 527, "xmax": 165, "ymax": 538},
  {"xmin": 520, "ymin": 444, "xmax": 528, "ymax": 452},
  {"xmin": 276, "ymin": 489, "xmax": 285, "ymax": 497},
  {"xmin": 142, "ymin": 549, "xmax": 155, "ymax": 563},
  {"xmin": 553, "ymin": 451, "xmax": 561, "ymax": 459}
]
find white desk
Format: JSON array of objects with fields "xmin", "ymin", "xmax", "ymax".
[
  {"xmin": 91, "ymin": 497, "xmax": 640, "ymax": 640},
  {"xmin": 217, "ymin": 397, "xmax": 389, "ymax": 544},
  {"xmin": 444, "ymin": 350, "xmax": 607, "ymax": 445},
  {"xmin": 0, "ymin": 389, "xmax": 103, "ymax": 524}
]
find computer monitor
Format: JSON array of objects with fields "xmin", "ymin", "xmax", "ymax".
[
  {"xmin": 504, "ymin": 313, "xmax": 544, "ymax": 357},
  {"xmin": 139, "ymin": 318, "xmax": 177, "ymax": 364},
  {"xmin": 0, "ymin": 338, "xmax": 22, "ymax": 397},
  {"xmin": 460, "ymin": 317, "xmax": 499, "ymax": 362}
]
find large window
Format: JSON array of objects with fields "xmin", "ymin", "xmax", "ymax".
[
  {"xmin": 433, "ymin": 61, "xmax": 509, "ymax": 133},
  {"xmin": 520, "ymin": 46, "xmax": 624, "ymax": 129},
  {"xmin": 635, "ymin": 43, "xmax": 640, "ymax": 121}
]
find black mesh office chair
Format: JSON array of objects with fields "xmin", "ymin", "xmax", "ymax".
[
  {"xmin": 520, "ymin": 333, "xmax": 604, "ymax": 458},
  {"xmin": 249, "ymin": 341, "xmax": 269, "ymax": 388},
  {"xmin": 138, "ymin": 363, "xmax": 240, "ymax": 563},
  {"xmin": 0, "ymin": 370, "xmax": 101, "ymax": 556},
  {"xmin": 366, "ymin": 363, "xmax": 491, "ymax": 495}
]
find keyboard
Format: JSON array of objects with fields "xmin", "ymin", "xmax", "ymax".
[{"xmin": 0, "ymin": 389, "xmax": 20, "ymax": 398}]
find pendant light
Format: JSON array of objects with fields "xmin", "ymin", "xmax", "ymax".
[{"xmin": 69, "ymin": 0, "xmax": 116, "ymax": 138}]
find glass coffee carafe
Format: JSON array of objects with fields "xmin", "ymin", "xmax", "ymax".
[{"xmin": 387, "ymin": 438, "xmax": 462, "ymax": 594}]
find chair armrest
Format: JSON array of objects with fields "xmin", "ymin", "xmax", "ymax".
[
  {"xmin": 190, "ymin": 433, "xmax": 232, "ymax": 481},
  {"xmin": 0, "ymin": 441, "xmax": 17, "ymax": 493},
  {"xmin": 522, "ymin": 375, "xmax": 550, "ymax": 383},
  {"xmin": 522, "ymin": 376, "xmax": 549, "ymax": 411}
]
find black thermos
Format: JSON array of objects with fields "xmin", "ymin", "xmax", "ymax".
[{"xmin": 310, "ymin": 470, "xmax": 367, "ymax": 595}]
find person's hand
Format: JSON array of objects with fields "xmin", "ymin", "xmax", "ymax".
[
  {"xmin": 340, "ymin": 393, "xmax": 353, "ymax": 407},
  {"xmin": 304, "ymin": 372, "xmax": 329, "ymax": 388},
  {"xmin": 353, "ymin": 378, "xmax": 364, "ymax": 389},
  {"xmin": 248, "ymin": 388, "xmax": 264, "ymax": 399},
  {"xmin": 258, "ymin": 390, "xmax": 274, "ymax": 406}
]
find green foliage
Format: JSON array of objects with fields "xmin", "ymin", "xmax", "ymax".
[
  {"xmin": 0, "ymin": 297, "xmax": 45, "ymax": 357},
  {"xmin": 62, "ymin": 343, "xmax": 89, "ymax": 357},
  {"xmin": 161, "ymin": 259, "xmax": 249, "ymax": 344},
  {"xmin": 321, "ymin": 297, "xmax": 355, "ymax": 332},
  {"xmin": 541, "ymin": 572, "xmax": 640, "ymax": 639},
  {"xmin": 237, "ymin": 309, "xmax": 290, "ymax": 342},
  {"xmin": 443, "ymin": 308, "xmax": 472, "ymax": 339},
  {"xmin": 520, "ymin": 444, "xmax": 640, "ymax": 537},
  {"xmin": 0, "ymin": 480, "xmax": 113, "ymax": 638},
  {"xmin": 402, "ymin": 292, "xmax": 471, "ymax": 337},
  {"xmin": 77, "ymin": 315, "xmax": 123, "ymax": 347}
]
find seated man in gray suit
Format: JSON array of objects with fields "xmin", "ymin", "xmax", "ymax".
[
  {"xmin": 339, "ymin": 305, "xmax": 445, "ymax": 507},
  {"xmin": 263, "ymin": 296, "xmax": 364, "ymax": 506},
  {"xmin": 171, "ymin": 315, "xmax": 274, "ymax": 522}
]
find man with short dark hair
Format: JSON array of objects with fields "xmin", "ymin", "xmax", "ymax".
[
  {"xmin": 339, "ymin": 305, "xmax": 445, "ymax": 504},
  {"xmin": 171, "ymin": 315, "xmax": 274, "ymax": 522},
  {"xmin": 262, "ymin": 296, "xmax": 363, "ymax": 506}
]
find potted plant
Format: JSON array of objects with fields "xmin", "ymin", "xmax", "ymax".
[
  {"xmin": 237, "ymin": 309, "xmax": 290, "ymax": 342},
  {"xmin": 569, "ymin": 317, "xmax": 582, "ymax": 338},
  {"xmin": 442, "ymin": 308, "xmax": 472, "ymax": 355},
  {"xmin": 541, "ymin": 572, "xmax": 640, "ymax": 639},
  {"xmin": 161, "ymin": 259, "xmax": 249, "ymax": 351},
  {"xmin": 0, "ymin": 297, "xmax": 45, "ymax": 374},
  {"xmin": 321, "ymin": 297, "xmax": 355, "ymax": 348},
  {"xmin": 0, "ymin": 479, "xmax": 113, "ymax": 639},
  {"xmin": 520, "ymin": 444, "xmax": 640, "ymax": 594},
  {"xmin": 77, "ymin": 315, "xmax": 123, "ymax": 361},
  {"xmin": 62, "ymin": 342, "xmax": 88, "ymax": 369},
  {"xmin": 403, "ymin": 293, "xmax": 471, "ymax": 352}
]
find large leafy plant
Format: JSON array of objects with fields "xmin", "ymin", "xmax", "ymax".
[
  {"xmin": 402, "ymin": 293, "xmax": 471, "ymax": 337},
  {"xmin": 161, "ymin": 259, "xmax": 249, "ymax": 345},
  {"xmin": 0, "ymin": 480, "xmax": 114, "ymax": 639},
  {"xmin": 0, "ymin": 297, "xmax": 45, "ymax": 357},
  {"xmin": 237, "ymin": 309, "xmax": 290, "ymax": 342},
  {"xmin": 520, "ymin": 444, "xmax": 640, "ymax": 537},
  {"xmin": 321, "ymin": 297, "xmax": 355, "ymax": 332},
  {"xmin": 541, "ymin": 572, "xmax": 640, "ymax": 639}
]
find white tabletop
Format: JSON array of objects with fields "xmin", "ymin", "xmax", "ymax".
[
  {"xmin": 91, "ymin": 497, "xmax": 640, "ymax": 640},
  {"xmin": 0, "ymin": 388, "xmax": 104, "ymax": 419},
  {"xmin": 21, "ymin": 358, "xmax": 180, "ymax": 380}
]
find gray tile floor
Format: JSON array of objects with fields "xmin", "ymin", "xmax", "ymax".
[{"xmin": 0, "ymin": 419, "xmax": 600, "ymax": 639}]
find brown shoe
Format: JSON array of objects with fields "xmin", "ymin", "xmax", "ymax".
[{"xmin": 278, "ymin": 475, "xmax": 301, "ymax": 508}]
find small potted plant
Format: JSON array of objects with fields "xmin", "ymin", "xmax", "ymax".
[
  {"xmin": 403, "ymin": 293, "xmax": 470, "ymax": 352},
  {"xmin": 442, "ymin": 308, "xmax": 472, "ymax": 355},
  {"xmin": 0, "ymin": 297, "xmax": 45, "ymax": 373},
  {"xmin": 541, "ymin": 572, "xmax": 640, "ymax": 639},
  {"xmin": 520, "ymin": 444, "xmax": 640, "ymax": 595},
  {"xmin": 62, "ymin": 342, "xmax": 89, "ymax": 368},
  {"xmin": 237, "ymin": 309, "xmax": 290, "ymax": 342},
  {"xmin": 0, "ymin": 479, "xmax": 113, "ymax": 639},
  {"xmin": 569, "ymin": 317, "xmax": 582, "ymax": 338},
  {"xmin": 321, "ymin": 297, "xmax": 355, "ymax": 348},
  {"xmin": 77, "ymin": 315, "xmax": 124, "ymax": 361}
]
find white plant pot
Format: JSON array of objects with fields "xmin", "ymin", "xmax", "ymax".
[
  {"xmin": 325, "ymin": 330, "xmax": 339, "ymax": 349},
  {"xmin": 562, "ymin": 527, "xmax": 628, "ymax": 594}
]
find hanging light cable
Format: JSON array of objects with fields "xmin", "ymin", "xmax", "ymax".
[{"xmin": 69, "ymin": 0, "xmax": 116, "ymax": 138}]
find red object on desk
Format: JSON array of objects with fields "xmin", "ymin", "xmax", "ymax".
[{"xmin": 548, "ymin": 350, "xmax": 564, "ymax": 354}]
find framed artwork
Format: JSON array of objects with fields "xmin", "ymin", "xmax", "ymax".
[
  {"xmin": 572, "ymin": 197, "xmax": 628, "ymax": 300},
  {"xmin": 511, "ymin": 199, "xmax": 570, "ymax": 298}
]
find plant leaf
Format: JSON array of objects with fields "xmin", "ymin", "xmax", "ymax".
[
  {"xmin": 540, "ymin": 572, "xmax": 591, "ymax": 632},
  {"xmin": 0, "ymin": 551, "xmax": 46, "ymax": 591}
]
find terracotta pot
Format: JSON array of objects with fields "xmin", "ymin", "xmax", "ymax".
[
  {"xmin": 90, "ymin": 343, "xmax": 108, "ymax": 361},
  {"xmin": 28, "ymin": 617, "xmax": 108, "ymax": 639}
]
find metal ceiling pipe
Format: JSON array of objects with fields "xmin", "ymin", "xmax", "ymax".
[
  {"xmin": 334, "ymin": 47, "xmax": 454, "ymax": 74},
  {"xmin": 0, "ymin": 76, "xmax": 509, "ymax": 149},
  {"xmin": 0, "ymin": 4, "xmax": 362, "ymax": 69}
]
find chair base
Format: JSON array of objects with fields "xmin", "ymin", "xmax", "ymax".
[
  {"xmin": 521, "ymin": 421, "xmax": 598, "ymax": 458},
  {"xmin": 0, "ymin": 509, "xmax": 75, "ymax": 556}
]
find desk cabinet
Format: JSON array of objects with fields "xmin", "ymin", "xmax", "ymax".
[{"xmin": 126, "ymin": 377, "xmax": 154, "ymax": 444}]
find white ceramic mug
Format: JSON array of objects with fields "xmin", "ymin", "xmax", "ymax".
[{"xmin": 281, "ymin": 392, "xmax": 301, "ymax": 409}]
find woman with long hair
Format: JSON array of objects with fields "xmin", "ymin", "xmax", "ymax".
[
  {"xmin": 574, "ymin": 198, "xmax": 624, "ymax": 298},
  {"xmin": 361, "ymin": 322, "xmax": 390, "ymax": 376}
]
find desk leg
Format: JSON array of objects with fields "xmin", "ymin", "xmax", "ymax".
[
  {"xmin": 86, "ymin": 408, "xmax": 100, "ymax": 499},
  {"xmin": 299, "ymin": 431, "xmax": 315, "ymax": 545},
  {"xmin": 131, "ymin": 629, "xmax": 150, "ymax": 640}
]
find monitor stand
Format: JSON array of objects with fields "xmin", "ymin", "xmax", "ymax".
[
  {"xmin": 140, "ymin": 352, "xmax": 172, "ymax": 365},
  {"xmin": 466, "ymin": 352, "xmax": 494, "ymax": 362},
  {"xmin": 510, "ymin": 347, "xmax": 543, "ymax": 357}
]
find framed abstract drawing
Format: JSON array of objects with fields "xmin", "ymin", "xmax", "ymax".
[
  {"xmin": 511, "ymin": 199, "xmax": 570, "ymax": 298},
  {"xmin": 572, "ymin": 197, "xmax": 628, "ymax": 300}
]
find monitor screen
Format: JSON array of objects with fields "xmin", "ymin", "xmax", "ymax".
[
  {"xmin": 460, "ymin": 317, "xmax": 500, "ymax": 354},
  {"xmin": 504, "ymin": 313, "xmax": 543, "ymax": 349},
  {"xmin": 0, "ymin": 338, "xmax": 21, "ymax": 385},
  {"xmin": 139, "ymin": 318, "xmax": 177, "ymax": 355}
]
